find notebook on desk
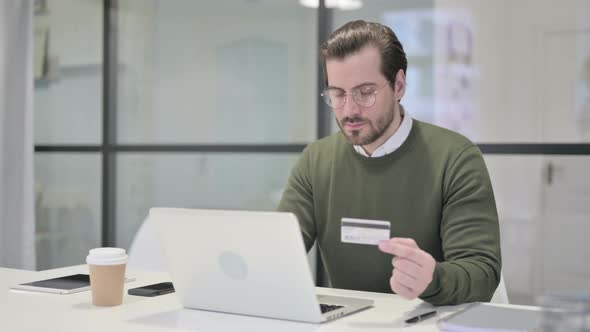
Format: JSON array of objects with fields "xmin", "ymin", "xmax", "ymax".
[
  {"xmin": 150, "ymin": 207, "xmax": 374, "ymax": 323},
  {"xmin": 437, "ymin": 302, "xmax": 542, "ymax": 332}
]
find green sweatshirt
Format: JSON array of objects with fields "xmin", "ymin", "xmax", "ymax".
[{"xmin": 278, "ymin": 119, "xmax": 501, "ymax": 305}]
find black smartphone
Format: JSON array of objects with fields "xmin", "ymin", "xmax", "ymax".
[{"xmin": 128, "ymin": 282, "xmax": 175, "ymax": 297}]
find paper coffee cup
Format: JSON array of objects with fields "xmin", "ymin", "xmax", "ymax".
[{"xmin": 86, "ymin": 248, "xmax": 128, "ymax": 306}]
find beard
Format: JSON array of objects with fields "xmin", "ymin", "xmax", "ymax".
[{"xmin": 336, "ymin": 105, "xmax": 396, "ymax": 146}]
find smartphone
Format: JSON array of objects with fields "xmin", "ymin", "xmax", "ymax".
[
  {"xmin": 128, "ymin": 282, "xmax": 175, "ymax": 297},
  {"xmin": 10, "ymin": 274, "xmax": 136, "ymax": 295}
]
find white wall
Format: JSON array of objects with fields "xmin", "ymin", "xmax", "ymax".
[{"xmin": 435, "ymin": 0, "xmax": 590, "ymax": 143}]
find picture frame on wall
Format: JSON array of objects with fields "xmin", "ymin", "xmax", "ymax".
[{"xmin": 34, "ymin": 0, "xmax": 48, "ymax": 15}]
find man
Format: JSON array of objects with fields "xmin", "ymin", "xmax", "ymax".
[{"xmin": 278, "ymin": 20, "xmax": 501, "ymax": 305}]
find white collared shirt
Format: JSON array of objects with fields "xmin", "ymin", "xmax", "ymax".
[{"xmin": 353, "ymin": 111, "xmax": 413, "ymax": 157}]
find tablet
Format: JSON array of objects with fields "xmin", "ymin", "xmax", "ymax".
[
  {"xmin": 10, "ymin": 274, "xmax": 135, "ymax": 295},
  {"xmin": 437, "ymin": 302, "xmax": 542, "ymax": 331}
]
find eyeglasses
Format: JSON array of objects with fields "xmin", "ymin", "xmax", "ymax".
[{"xmin": 321, "ymin": 81, "xmax": 390, "ymax": 109}]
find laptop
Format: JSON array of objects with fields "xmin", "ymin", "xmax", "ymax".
[{"xmin": 150, "ymin": 207, "xmax": 374, "ymax": 323}]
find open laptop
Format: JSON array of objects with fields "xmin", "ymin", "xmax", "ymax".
[{"xmin": 150, "ymin": 207, "xmax": 374, "ymax": 323}]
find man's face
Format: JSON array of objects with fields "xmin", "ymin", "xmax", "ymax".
[{"xmin": 326, "ymin": 45, "xmax": 401, "ymax": 148}]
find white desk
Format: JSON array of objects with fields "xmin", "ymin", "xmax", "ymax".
[{"xmin": 0, "ymin": 265, "xmax": 510, "ymax": 331}]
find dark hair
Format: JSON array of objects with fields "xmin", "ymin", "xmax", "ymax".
[{"xmin": 320, "ymin": 20, "xmax": 407, "ymax": 86}]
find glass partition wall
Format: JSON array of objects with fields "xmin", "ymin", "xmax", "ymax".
[{"xmin": 35, "ymin": 0, "xmax": 590, "ymax": 304}]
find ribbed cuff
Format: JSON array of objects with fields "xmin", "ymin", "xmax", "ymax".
[{"xmin": 420, "ymin": 262, "xmax": 443, "ymax": 300}]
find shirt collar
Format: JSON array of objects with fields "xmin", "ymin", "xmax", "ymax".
[{"xmin": 353, "ymin": 107, "xmax": 413, "ymax": 158}]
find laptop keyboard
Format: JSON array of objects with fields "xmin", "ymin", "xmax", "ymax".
[{"xmin": 320, "ymin": 304, "xmax": 344, "ymax": 313}]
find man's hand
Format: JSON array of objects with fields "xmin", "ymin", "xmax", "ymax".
[{"xmin": 378, "ymin": 238, "xmax": 436, "ymax": 300}]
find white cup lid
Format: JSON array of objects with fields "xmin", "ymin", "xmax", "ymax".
[{"xmin": 86, "ymin": 247, "xmax": 128, "ymax": 265}]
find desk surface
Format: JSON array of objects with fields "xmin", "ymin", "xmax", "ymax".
[{"xmin": 0, "ymin": 265, "xmax": 525, "ymax": 332}]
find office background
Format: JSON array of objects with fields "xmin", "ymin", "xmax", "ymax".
[{"xmin": 13, "ymin": 0, "xmax": 590, "ymax": 306}]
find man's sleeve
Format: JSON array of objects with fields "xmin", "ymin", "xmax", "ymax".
[
  {"xmin": 277, "ymin": 147, "xmax": 316, "ymax": 252},
  {"xmin": 420, "ymin": 145, "xmax": 502, "ymax": 305}
]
